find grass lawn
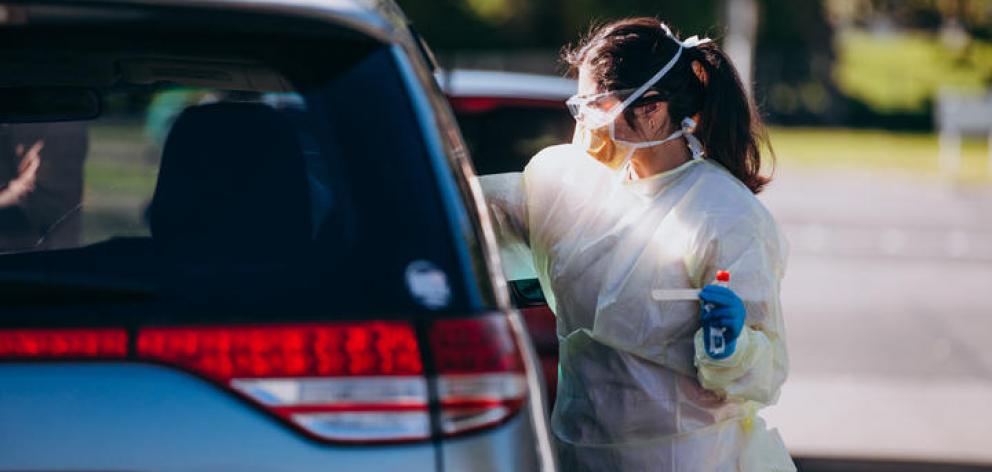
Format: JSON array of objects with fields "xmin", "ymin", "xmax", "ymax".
[
  {"xmin": 86, "ymin": 122, "xmax": 158, "ymax": 201},
  {"xmin": 767, "ymin": 127, "xmax": 991, "ymax": 184},
  {"xmin": 81, "ymin": 122, "xmax": 158, "ymax": 242},
  {"xmin": 836, "ymin": 30, "xmax": 992, "ymax": 114}
]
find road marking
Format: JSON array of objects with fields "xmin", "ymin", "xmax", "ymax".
[
  {"xmin": 947, "ymin": 230, "xmax": 970, "ymax": 259},
  {"xmin": 798, "ymin": 224, "xmax": 828, "ymax": 253},
  {"xmin": 781, "ymin": 223, "xmax": 992, "ymax": 261},
  {"xmin": 879, "ymin": 229, "xmax": 907, "ymax": 255}
]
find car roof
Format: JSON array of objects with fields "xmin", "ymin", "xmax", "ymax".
[
  {"xmin": 438, "ymin": 69, "xmax": 577, "ymax": 101},
  {"xmin": 16, "ymin": 0, "xmax": 409, "ymax": 43}
]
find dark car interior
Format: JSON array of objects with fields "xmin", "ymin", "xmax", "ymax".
[{"xmin": 0, "ymin": 7, "xmax": 475, "ymax": 328}]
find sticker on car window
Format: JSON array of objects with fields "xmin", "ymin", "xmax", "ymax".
[{"xmin": 405, "ymin": 260, "xmax": 451, "ymax": 310}]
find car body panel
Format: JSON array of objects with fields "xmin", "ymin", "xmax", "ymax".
[
  {"xmin": 438, "ymin": 69, "xmax": 575, "ymax": 101},
  {"xmin": 30, "ymin": 0, "xmax": 401, "ymax": 44},
  {"xmin": 394, "ymin": 49, "xmax": 557, "ymax": 472},
  {"xmin": 438, "ymin": 69, "xmax": 577, "ymax": 409},
  {"xmin": 0, "ymin": 363, "xmax": 437, "ymax": 471}
]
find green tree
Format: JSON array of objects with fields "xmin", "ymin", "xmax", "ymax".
[{"xmin": 398, "ymin": 0, "xmax": 720, "ymax": 51}]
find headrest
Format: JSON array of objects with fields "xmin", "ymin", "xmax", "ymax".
[{"xmin": 149, "ymin": 102, "xmax": 312, "ymax": 262}]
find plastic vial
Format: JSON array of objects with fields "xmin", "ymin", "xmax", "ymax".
[{"xmin": 705, "ymin": 270, "xmax": 731, "ymax": 357}]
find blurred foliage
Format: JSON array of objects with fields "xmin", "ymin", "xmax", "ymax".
[
  {"xmin": 400, "ymin": 0, "xmax": 838, "ymax": 124},
  {"xmin": 826, "ymin": 0, "xmax": 992, "ymax": 39},
  {"xmin": 753, "ymin": 0, "xmax": 840, "ymax": 124},
  {"xmin": 397, "ymin": 0, "xmax": 720, "ymax": 50},
  {"xmin": 398, "ymin": 0, "xmax": 992, "ymax": 129},
  {"xmin": 836, "ymin": 30, "xmax": 992, "ymax": 113}
]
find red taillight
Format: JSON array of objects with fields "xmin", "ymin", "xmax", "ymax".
[
  {"xmin": 137, "ymin": 322, "xmax": 430, "ymax": 443},
  {"xmin": 1, "ymin": 315, "xmax": 530, "ymax": 443},
  {"xmin": 448, "ymin": 96, "xmax": 566, "ymax": 114},
  {"xmin": 136, "ymin": 322, "xmax": 424, "ymax": 379},
  {"xmin": 430, "ymin": 315, "xmax": 528, "ymax": 435},
  {"xmin": 0, "ymin": 328, "xmax": 127, "ymax": 358}
]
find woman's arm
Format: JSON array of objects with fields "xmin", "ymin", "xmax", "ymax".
[
  {"xmin": 477, "ymin": 173, "xmax": 535, "ymax": 280},
  {"xmin": 692, "ymin": 220, "xmax": 789, "ymax": 405}
]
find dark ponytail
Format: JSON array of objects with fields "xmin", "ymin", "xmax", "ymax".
[
  {"xmin": 691, "ymin": 43, "xmax": 770, "ymax": 193},
  {"xmin": 562, "ymin": 18, "xmax": 773, "ymax": 194}
]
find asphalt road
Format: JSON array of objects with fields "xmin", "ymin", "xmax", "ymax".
[{"xmin": 756, "ymin": 167, "xmax": 992, "ymax": 466}]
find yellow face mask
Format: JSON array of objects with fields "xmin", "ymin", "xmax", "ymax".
[
  {"xmin": 572, "ymin": 123, "xmax": 635, "ymax": 171},
  {"xmin": 573, "ymin": 116, "xmax": 704, "ymax": 172}
]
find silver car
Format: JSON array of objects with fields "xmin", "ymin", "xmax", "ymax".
[{"xmin": 0, "ymin": 1, "xmax": 555, "ymax": 471}]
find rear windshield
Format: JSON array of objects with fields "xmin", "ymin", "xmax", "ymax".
[{"xmin": 0, "ymin": 14, "xmax": 469, "ymax": 322}]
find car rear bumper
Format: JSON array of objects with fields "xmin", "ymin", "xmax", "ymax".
[{"xmin": 0, "ymin": 362, "xmax": 545, "ymax": 472}]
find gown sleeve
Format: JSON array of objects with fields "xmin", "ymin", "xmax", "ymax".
[
  {"xmin": 477, "ymin": 172, "xmax": 536, "ymax": 281},
  {"xmin": 691, "ymin": 216, "xmax": 790, "ymax": 405}
]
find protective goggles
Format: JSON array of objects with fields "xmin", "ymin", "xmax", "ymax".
[
  {"xmin": 567, "ymin": 88, "xmax": 648, "ymax": 127},
  {"xmin": 566, "ymin": 89, "xmax": 671, "ymax": 128}
]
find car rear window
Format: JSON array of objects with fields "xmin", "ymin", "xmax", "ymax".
[{"xmin": 0, "ymin": 10, "xmax": 470, "ymax": 323}]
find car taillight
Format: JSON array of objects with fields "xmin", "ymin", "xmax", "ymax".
[
  {"xmin": 430, "ymin": 315, "xmax": 527, "ymax": 435},
  {"xmin": 0, "ymin": 328, "xmax": 127, "ymax": 358},
  {"xmin": 447, "ymin": 96, "xmax": 566, "ymax": 114},
  {"xmin": 136, "ymin": 322, "xmax": 429, "ymax": 443},
  {"xmin": 1, "ymin": 315, "xmax": 529, "ymax": 444}
]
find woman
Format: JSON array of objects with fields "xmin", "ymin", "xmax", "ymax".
[{"xmin": 481, "ymin": 18, "xmax": 795, "ymax": 471}]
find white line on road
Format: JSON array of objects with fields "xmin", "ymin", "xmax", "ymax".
[
  {"xmin": 879, "ymin": 228, "xmax": 908, "ymax": 256},
  {"xmin": 947, "ymin": 230, "xmax": 970, "ymax": 259},
  {"xmin": 781, "ymin": 223, "xmax": 992, "ymax": 262}
]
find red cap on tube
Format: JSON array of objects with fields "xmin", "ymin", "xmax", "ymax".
[{"xmin": 715, "ymin": 271, "xmax": 731, "ymax": 283}]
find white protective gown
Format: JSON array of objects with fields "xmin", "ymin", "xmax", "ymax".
[{"xmin": 480, "ymin": 143, "xmax": 796, "ymax": 471}]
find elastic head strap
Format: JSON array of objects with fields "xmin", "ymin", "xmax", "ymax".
[
  {"xmin": 604, "ymin": 24, "xmax": 712, "ymax": 123},
  {"xmin": 681, "ymin": 117, "xmax": 706, "ymax": 160}
]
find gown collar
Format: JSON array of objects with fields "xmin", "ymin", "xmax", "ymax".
[{"xmin": 620, "ymin": 158, "xmax": 702, "ymax": 197}]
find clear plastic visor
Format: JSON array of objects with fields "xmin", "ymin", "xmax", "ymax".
[{"xmin": 565, "ymin": 88, "xmax": 638, "ymax": 129}]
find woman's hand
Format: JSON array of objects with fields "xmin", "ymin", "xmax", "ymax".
[{"xmin": 699, "ymin": 284, "xmax": 746, "ymax": 359}]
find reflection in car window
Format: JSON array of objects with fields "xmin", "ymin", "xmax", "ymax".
[{"xmin": 0, "ymin": 122, "xmax": 88, "ymax": 251}]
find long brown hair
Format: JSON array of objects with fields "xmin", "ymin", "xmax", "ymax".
[{"xmin": 562, "ymin": 17, "xmax": 773, "ymax": 194}]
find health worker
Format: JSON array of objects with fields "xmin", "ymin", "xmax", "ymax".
[{"xmin": 480, "ymin": 18, "xmax": 796, "ymax": 471}]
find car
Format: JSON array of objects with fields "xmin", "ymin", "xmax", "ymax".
[
  {"xmin": 0, "ymin": 2, "xmax": 555, "ymax": 471},
  {"xmin": 438, "ymin": 69, "xmax": 576, "ymax": 175},
  {"xmin": 437, "ymin": 68, "xmax": 577, "ymax": 406}
]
